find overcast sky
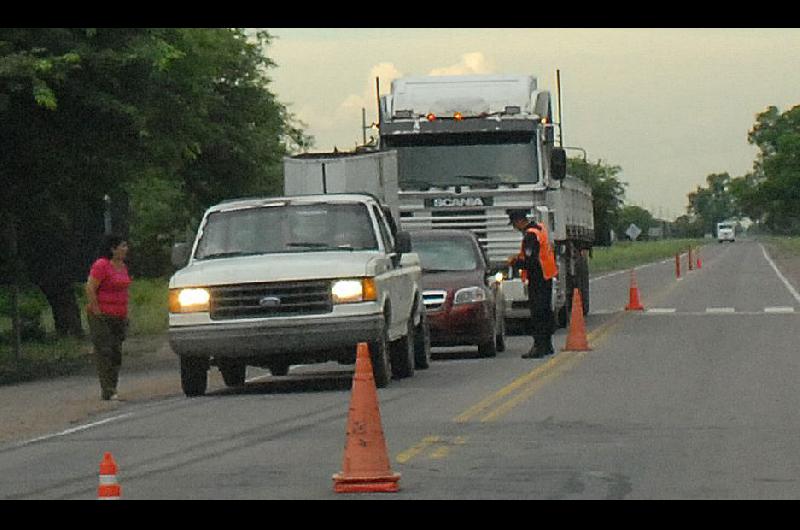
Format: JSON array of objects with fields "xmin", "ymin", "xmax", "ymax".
[{"xmin": 263, "ymin": 28, "xmax": 800, "ymax": 219}]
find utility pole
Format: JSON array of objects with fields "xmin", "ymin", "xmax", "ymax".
[{"xmin": 103, "ymin": 194, "xmax": 112, "ymax": 235}]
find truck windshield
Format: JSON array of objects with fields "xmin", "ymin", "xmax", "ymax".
[
  {"xmin": 387, "ymin": 132, "xmax": 539, "ymax": 188},
  {"xmin": 194, "ymin": 203, "xmax": 379, "ymax": 259}
]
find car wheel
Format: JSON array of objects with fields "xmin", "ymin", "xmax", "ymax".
[
  {"xmin": 218, "ymin": 360, "xmax": 246, "ymax": 387},
  {"xmin": 369, "ymin": 325, "xmax": 391, "ymax": 388},
  {"xmin": 495, "ymin": 312, "xmax": 507, "ymax": 353},
  {"xmin": 478, "ymin": 316, "xmax": 497, "ymax": 358},
  {"xmin": 414, "ymin": 305, "xmax": 431, "ymax": 370},
  {"xmin": 180, "ymin": 356, "xmax": 208, "ymax": 397},
  {"xmin": 390, "ymin": 317, "xmax": 415, "ymax": 379}
]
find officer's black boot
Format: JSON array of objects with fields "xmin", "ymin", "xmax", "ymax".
[{"xmin": 522, "ymin": 336, "xmax": 547, "ymax": 359}]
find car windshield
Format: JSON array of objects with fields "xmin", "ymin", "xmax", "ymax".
[
  {"xmin": 411, "ymin": 237, "xmax": 479, "ymax": 272},
  {"xmin": 194, "ymin": 202, "xmax": 378, "ymax": 259}
]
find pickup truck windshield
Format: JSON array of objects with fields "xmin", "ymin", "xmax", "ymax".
[
  {"xmin": 387, "ymin": 132, "xmax": 539, "ymax": 188},
  {"xmin": 412, "ymin": 238, "xmax": 479, "ymax": 272},
  {"xmin": 194, "ymin": 203, "xmax": 379, "ymax": 259}
]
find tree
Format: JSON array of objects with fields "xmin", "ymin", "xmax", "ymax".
[
  {"xmin": 0, "ymin": 29, "xmax": 310, "ymax": 336},
  {"xmin": 567, "ymin": 157, "xmax": 627, "ymax": 246},
  {"xmin": 616, "ymin": 205, "xmax": 656, "ymax": 240},
  {"xmin": 687, "ymin": 173, "xmax": 739, "ymax": 236},
  {"xmin": 738, "ymin": 105, "xmax": 800, "ymax": 233}
]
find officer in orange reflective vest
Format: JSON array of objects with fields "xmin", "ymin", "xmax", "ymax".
[{"xmin": 507, "ymin": 209, "xmax": 558, "ymax": 358}]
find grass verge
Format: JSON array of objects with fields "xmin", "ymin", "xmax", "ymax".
[{"xmin": 590, "ymin": 238, "xmax": 705, "ymax": 274}]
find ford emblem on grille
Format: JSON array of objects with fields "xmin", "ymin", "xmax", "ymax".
[{"xmin": 259, "ymin": 296, "xmax": 282, "ymax": 308}]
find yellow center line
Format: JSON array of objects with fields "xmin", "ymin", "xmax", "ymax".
[{"xmin": 396, "ymin": 268, "xmax": 692, "ymax": 463}]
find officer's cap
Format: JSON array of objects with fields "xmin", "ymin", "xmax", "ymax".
[{"xmin": 506, "ymin": 209, "xmax": 529, "ymax": 225}]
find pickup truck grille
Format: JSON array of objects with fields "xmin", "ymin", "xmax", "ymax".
[{"xmin": 209, "ymin": 280, "xmax": 333, "ymax": 320}]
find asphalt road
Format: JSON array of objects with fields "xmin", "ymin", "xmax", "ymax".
[{"xmin": 1, "ymin": 240, "xmax": 799, "ymax": 499}]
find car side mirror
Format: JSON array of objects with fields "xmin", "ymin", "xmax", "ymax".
[
  {"xmin": 394, "ymin": 231, "xmax": 412, "ymax": 255},
  {"xmin": 551, "ymin": 147, "xmax": 567, "ymax": 181},
  {"xmin": 171, "ymin": 242, "xmax": 191, "ymax": 268}
]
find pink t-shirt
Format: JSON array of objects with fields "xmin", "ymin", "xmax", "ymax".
[{"xmin": 90, "ymin": 258, "xmax": 132, "ymax": 318}]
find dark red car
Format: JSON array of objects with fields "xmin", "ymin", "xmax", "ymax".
[{"xmin": 409, "ymin": 230, "xmax": 506, "ymax": 357}]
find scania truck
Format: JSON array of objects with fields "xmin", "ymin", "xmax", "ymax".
[{"xmin": 378, "ymin": 74, "xmax": 594, "ymax": 327}]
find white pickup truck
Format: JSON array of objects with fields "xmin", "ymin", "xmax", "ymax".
[{"xmin": 168, "ymin": 193, "xmax": 430, "ymax": 396}]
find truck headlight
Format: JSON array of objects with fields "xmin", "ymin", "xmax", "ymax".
[
  {"xmin": 454, "ymin": 286, "xmax": 487, "ymax": 305},
  {"xmin": 331, "ymin": 278, "xmax": 377, "ymax": 304},
  {"xmin": 169, "ymin": 288, "xmax": 211, "ymax": 313}
]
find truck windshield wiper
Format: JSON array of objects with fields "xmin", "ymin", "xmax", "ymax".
[
  {"xmin": 196, "ymin": 251, "xmax": 264, "ymax": 260},
  {"xmin": 286, "ymin": 242, "xmax": 330, "ymax": 248}
]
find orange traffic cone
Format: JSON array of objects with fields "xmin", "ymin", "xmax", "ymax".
[
  {"xmin": 625, "ymin": 269, "xmax": 645, "ymax": 311},
  {"xmin": 97, "ymin": 452, "xmax": 121, "ymax": 500},
  {"xmin": 333, "ymin": 343, "xmax": 401, "ymax": 493},
  {"xmin": 562, "ymin": 288, "xmax": 591, "ymax": 351}
]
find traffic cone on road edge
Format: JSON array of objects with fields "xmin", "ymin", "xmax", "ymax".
[
  {"xmin": 98, "ymin": 452, "xmax": 121, "ymax": 500},
  {"xmin": 333, "ymin": 343, "xmax": 400, "ymax": 493},
  {"xmin": 625, "ymin": 269, "xmax": 645, "ymax": 311},
  {"xmin": 696, "ymin": 248, "xmax": 702, "ymax": 269},
  {"xmin": 562, "ymin": 288, "xmax": 591, "ymax": 352}
]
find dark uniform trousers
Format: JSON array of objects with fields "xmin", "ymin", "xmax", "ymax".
[
  {"xmin": 528, "ymin": 275, "xmax": 555, "ymax": 350},
  {"xmin": 88, "ymin": 313, "xmax": 127, "ymax": 398}
]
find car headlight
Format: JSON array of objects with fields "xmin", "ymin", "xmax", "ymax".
[
  {"xmin": 494, "ymin": 271, "xmax": 505, "ymax": 283},
  {"xmin": 453, "ymin": 286, "xmax": 488, "ymax": 305},
  {"xmin": 331, "ymin": 278, "xmax": 377, "ymax": 304},
  {"xmin": 169, "ymin": 288, "xmax": 211, "ymax": 313}
]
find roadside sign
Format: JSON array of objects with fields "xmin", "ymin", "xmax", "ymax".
[{"xmin": 626, "ymin": 223, "xmax": 642, "ymax": 241}]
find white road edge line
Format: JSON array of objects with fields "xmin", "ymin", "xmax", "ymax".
[
  {"xmin": 16, "ymin": 413, "xmax": 135, "ymax": 447},
  {"xmin": 760, "ymin": 243, "xmax": 800, "ymax": 305},
  {"xmin": 764, "ymin": 306, "xmax": 795, "ymax": 313},
  {"xmin": 706, "ymin": 307, "xmax": 736, "ymax": 313}
]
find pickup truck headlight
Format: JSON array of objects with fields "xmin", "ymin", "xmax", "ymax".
[
  {"xmin": 453, "ymin": 286, "xmax": 488, "ymax": 305},
  {"xmin": 331, "ymin": 278, "xmax": 377, "ymax": 304},
  {"xmin": 169, "ymin": 288, "xmax": 211, "ymax": 313}
]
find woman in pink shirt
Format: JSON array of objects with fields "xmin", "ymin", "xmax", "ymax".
[{"xmin": 85, "ymin": 234, "xmax": 131, "ymax": 401}]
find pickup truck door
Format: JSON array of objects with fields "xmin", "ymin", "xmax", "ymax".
[{"xmin": 371, "ymin": 205, "xmax": 414, "ymax": 342}]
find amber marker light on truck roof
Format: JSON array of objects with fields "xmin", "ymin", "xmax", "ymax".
[
  {"xmin": 426, "ymin": 113, "xmax": 437, "ymax": 122},
  {"xmin": 454, "ymin": 112, "xmax": 464, "ymax": 121}
]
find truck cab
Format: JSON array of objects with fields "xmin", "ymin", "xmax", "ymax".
[{"xmin": 169, "ymin": 193, "xmax": 428, "ymax": 395}]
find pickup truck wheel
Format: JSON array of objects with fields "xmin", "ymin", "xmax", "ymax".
[
  {"xmin": 180, "ymin": 356, "xmax": 208, "ymax": 397},
  {"xmin": 267, "ymin": 362, "xmax": 290, "ymax": 377},
  {"xmin": 413, "ymin": 308, "xmax": 431, "ymax": 370},
  {"xmin": 218, "ymin": 361, "xmax": 246, "ymax": 387},
  {"xmin": 390, "ymin": 318, "xmax": 415, "ymax": 379},
  {"xmin": 369, "ymin": 330, "xmax": 391, "ymax": 388}
]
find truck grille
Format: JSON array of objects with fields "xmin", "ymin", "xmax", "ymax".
[
  {"xmin": 431, "ymin": 209, "xmax": 487, "ymax": 242},
  {"xmin": 209, "ymin": 280, "xmax": 333, "ymax": 320}
]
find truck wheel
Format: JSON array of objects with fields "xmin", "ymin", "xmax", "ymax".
[
  {"xmin": 369, "ymin": 328, "xmax": 391, "ymax": 388},
  {"xmin": 218, "ymin": 361, "xmax": 246, "ymax": 387},
  {"xmin": 390, "ymin": 318, "xmax": 415, "ymax": 379},
  {"xmin": 267, "ymin": 362, "xmax": 290, "ymax": 377},
  {"xmin": 180, "ymin": 356, "xmax": 208, "ymax": 397},
  {"xmin": 413, "ymin": 306, "xmax": 431, "ymax": 370}
]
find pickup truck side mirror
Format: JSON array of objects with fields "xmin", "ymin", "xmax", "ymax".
[
  {"xmin": 550, "ymin": 147, "xmax": 567, "ymax": 181},
  {"xmin": 394, "ymin": 231, "xmax": 412, "ymax": 255},
  {"xmin": 171, "ymin": 242, "xmax": 191, "ymax": 269}
]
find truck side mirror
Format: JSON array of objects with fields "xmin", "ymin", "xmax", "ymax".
[
  {"xmin": 551, "ymin": 147, "xmax": 567, "ymax": 181},
  {"xmin": 394, "ymin": 231, "xmax": 412, "ymax": 255},
  {"xmin": 171, "ymin": 242, "xmax": 191, "ymax": 268}
]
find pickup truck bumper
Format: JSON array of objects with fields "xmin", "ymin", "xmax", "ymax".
[{"xmin": 169, "ymin": 312, "xmax": 384, "ymax": 359}]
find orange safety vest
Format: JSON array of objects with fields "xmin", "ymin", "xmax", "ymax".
[{"xmin": 518, "ymin": 223, "xmax": 558, "ymax": 283}]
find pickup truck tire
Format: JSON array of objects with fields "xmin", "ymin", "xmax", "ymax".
[
  {"xmin": 390, "ymin": 318, "xmax": 415, "ymax": 379},
  {"xmin": 369, "ymin": 328, "xmax": 391, "ymax": 388},
  {"xmin": 268, "ymin": 362, "xmax": 290, "ymax": 377},
  {"xmin": 218, "ymin": 360, "xmax": 246, "ymax": 387},
  {"xmin": 180, "ymin": 356, "xmax": 209, "ymax": 397},
  {"xmin": 413, "ymin": 304, "xmax": 431, "ymax": 370}
]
